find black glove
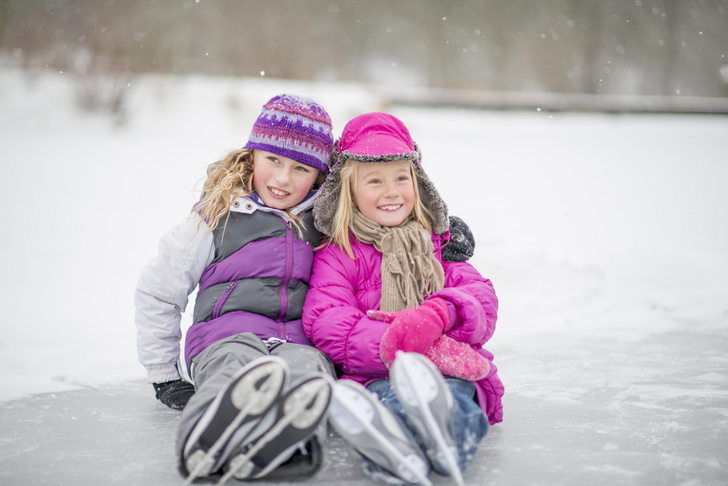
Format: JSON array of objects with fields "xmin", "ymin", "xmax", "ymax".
[
  {"xmin": 153, "ymin": 379, "xmax": 195, "ymax": 411},
  {"xmin": 441, "ymin": 215, "xmax": 475, "ymax": 262}
]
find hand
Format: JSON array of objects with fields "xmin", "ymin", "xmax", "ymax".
[
  {"xmin": 153, "ymin": 379, "xmax": 195, "ymax": 411},
  {"xmin": 425, "ymin": 336, "xmax": 490, "ymax": 381},
  {"xmin": 441, "ymin": 215, "xmax": 475, "ymax": 262},
  {"xmin": 374, "ymin": 298, "xmax": 450, "ymax": 368}
]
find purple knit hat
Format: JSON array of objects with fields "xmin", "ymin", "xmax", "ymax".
[{"xmin": 244, "ymin": 94, "xmax": 334, "ymax": 174}]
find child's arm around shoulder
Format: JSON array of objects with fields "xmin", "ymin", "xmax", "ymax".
[
  {"xmin": 134, "ymin": 213, "xmax": 215, "ymax": 383},
  {"xmin": 303, "ymin": 242, "xmax": 390, "ymax": 380}
]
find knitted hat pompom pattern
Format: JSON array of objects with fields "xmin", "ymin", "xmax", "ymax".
[{"xmin": 244, "ymin": 94, "xmax": 334, "ymax": 174}]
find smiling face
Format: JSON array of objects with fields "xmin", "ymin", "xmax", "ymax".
[
  {"xmin": 252, "ymin": 150, "xmax": 320, "ymax": 210},
  {"xmin": 352, "ymin": 159, "xmax": 416, "ymax": 227}
]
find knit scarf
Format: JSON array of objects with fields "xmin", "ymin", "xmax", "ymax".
[{"xmin": 350, "ymin": 209, "xmax": 445, "ymax": 312}]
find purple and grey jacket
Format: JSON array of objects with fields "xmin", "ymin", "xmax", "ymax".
[
  {"xmin": 134, "ymin": 190, "xmax": 322, "ymax": 385},
  {"xmin": 185, "ymin": 201, "xmax": 321, "ymax": 364}
]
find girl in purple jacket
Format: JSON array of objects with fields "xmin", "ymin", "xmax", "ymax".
[
  {"xmin": 303, "ymin": 112, "xmax": 504, "ymax": 486},
  {"xmin": 135, "ymin": 95, "xmax": 337, "ymax": 485}
]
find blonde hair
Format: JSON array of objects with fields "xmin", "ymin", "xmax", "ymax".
[
  {"xmin": 195, "ymin": 148, "xmax": 325, "ymax": 236},
  {"xmin": 328, "ymin": 159, "xmax": 434, "ymax": 258}
]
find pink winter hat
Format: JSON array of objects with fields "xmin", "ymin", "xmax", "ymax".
[
  {"xmin": 335, "ymin": 112, "xmax": 418, "ymax": 162},
  {"xmin": 314, "ymin": 112, "xmax": 449, "ymax": 236}
]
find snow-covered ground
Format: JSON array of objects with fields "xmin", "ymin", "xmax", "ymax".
[{"xmin": 1, "ymin": 68, "xmax": 727, "ymax": 485}]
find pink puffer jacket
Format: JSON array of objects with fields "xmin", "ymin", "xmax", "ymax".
[{"xmin": 302, "ymin": 233, "xmax": 504, "ymax": 425}]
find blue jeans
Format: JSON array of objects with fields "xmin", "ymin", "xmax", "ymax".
[{"xmin": 367, "ymin": 377, "xmax": 488, "ymax": 475}]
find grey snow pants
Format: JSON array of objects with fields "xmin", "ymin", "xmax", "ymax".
[{"xmin": 175, "ymin": 332, "xmax": 336, "ymax": 462}]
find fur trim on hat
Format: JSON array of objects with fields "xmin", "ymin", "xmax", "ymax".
[{"xmin": 335, "ymin": 151, "xmax": 419, "ymax": 165}]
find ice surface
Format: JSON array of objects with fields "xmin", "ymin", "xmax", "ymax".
[{"xmin": 0, "ymin": 68, "xmax": 726, "ymax": 485}]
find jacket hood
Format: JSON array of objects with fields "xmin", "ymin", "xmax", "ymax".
[{"xmin": 313, "ymin": 112, "xmax": 449, "ymax": 236}]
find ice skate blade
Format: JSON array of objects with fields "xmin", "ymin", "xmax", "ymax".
[
  {"xmin": 329, "ymin": 381, "xmax": 432, "ymax": 486},
  {"xmin": 392, "ymin": 352, "xmax": 464, "ymax": 486}
]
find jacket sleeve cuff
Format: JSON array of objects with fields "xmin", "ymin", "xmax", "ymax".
[
  {"xmin": 447, "ymin": 301, "xmax": 460, "ymax": 329},
  {"xmin": 147, "ymin": 364, "xmax": 182, "ymax": 384}
]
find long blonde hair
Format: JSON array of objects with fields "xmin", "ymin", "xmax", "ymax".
[
  {"xmin": 328, "ymin": 159, "xmax": 434, "ymax": 258},
  {"xmin": 195, "ymin": 148, "xmax": 325, "ymax": 235},
  {"xmin": 195, "ymin": 149, "xmax": 254, "ymax": 233}
]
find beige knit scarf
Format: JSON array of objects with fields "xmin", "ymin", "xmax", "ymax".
[{"xmin": 350, "ymin": 209, "xmax": 445, "ymax": 312}]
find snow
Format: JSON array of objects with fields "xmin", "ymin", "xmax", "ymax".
[{"xmin": 1, "ymin": 68, "xmax": 727, "ymax": 484}]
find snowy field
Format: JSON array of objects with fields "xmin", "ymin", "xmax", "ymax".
[{"xmin": 1, "ymin": 68, "xmax": 727, "ymax": 485}]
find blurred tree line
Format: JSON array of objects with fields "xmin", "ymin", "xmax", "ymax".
[{"xmin": 1, "ymin": 0, "xmax": 726, "ymax": 110}]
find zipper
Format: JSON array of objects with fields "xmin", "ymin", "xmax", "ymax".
[
  {"xmin": 213, "ymin": 281, "xmax": 237, "ymax": 319},
  {"xmin": 276, "ymin": 220, "xmax": 294, "ymax": 324}
]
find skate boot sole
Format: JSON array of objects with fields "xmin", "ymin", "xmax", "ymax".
[
  {"xmin": 217, "ymin": 373, "xmax": 334, "ymax": 484},
  {"xmin": 182, "ymin": 356, "xmax": 288, "ymax": 484}
]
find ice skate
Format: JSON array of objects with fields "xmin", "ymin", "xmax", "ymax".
[
  {"xmin": 390, "ymin": 352, "xmax": 464, "ymax": 486},
  {"xmin": 217, "ymin": 373, "xmax": 333, "ymax": 484},
  {"xmin": 181, "ymin": 356, "xmax": 288, "ymax": 485},
  {"xmin": 329, "ymin": 380, "xmax": 432, "ymax": 486}
]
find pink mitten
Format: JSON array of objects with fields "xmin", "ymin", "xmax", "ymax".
[
  {"xmin": 425, "ymin": 336, "xmax": 490, "ymax": 381},
  {"xmin": 375, "ymin": 298, "xmax": 450, "ymax": 368}
]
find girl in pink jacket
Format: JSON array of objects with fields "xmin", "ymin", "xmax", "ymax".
[{"xmin": 302, "ymin": 112, "xmax": 504, "ymax": 486}]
